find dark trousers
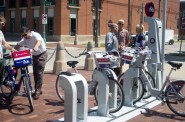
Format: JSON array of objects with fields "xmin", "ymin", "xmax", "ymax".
[
  {"xmin": 0, "ymin": 60, "xmax": 2, "ymax": 82},
  {"xmin": 32, "ymin": 51, "xmax": 48, "ymax": 91}
]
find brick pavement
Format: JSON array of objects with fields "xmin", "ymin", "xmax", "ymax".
[
  {"xmin": 1, "ymin": 42, "xmax": 185, "ymax": 122},
  {"xmin": 0, "ymin": 67, "xmax": 96, "ymax": 122}
]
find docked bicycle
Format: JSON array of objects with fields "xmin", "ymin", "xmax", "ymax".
[{"xmin": 0, "ymin": 50, "xmax": 34, "ymax": 111}]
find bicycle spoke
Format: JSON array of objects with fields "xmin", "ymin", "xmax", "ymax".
[{"xmin": 166, "ymin": 80, "xmax": 185, "ymax": 117}]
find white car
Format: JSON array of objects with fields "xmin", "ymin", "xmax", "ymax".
[{"xmin": 144, "ymin": 31, "xmax": 148, "ymax": 42}]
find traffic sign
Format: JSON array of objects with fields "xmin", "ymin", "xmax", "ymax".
[
  {"xmin": 145, "ymin": 2, "xmax": 155, "ymax": 17},
  {"xmin": 42, "ymin": 14, "xmax": 47, "ymax": 24}
]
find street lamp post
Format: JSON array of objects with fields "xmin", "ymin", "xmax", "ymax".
[
  {"xmin": 43, "ymin": 0, "xmax": 46, "ymax": 44},
  {"xmin": 94, "ymin": 0, "xmax": 99, "ymax": 47}
]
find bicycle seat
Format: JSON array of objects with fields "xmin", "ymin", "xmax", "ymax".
[
  {"xmin": 67, "ymin": 61, "xmax": 79, "ymax": 68},
  {"xmin": 167, "ymin": 61, "xmax": 182, "ymax": 69}
]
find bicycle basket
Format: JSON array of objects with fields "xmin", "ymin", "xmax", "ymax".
[
  {"xmin": 121, "ymin": 52, "xmax": 136, "ymax": 64},
  {"xmin": 12, "ymin": 50, "xmax": 32, "ymax": 67},
  {"xmin": 96, "ymin": 54, "xmax": 121, "ymax": 68}
]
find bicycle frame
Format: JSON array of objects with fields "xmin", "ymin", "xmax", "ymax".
[
  {"xmin": 3, "ymin": 59, "xmax": 32, "ymax": 93},
  {"xmin": 140, "ymin": 67, "xmax": 183, "ymax": 100}
]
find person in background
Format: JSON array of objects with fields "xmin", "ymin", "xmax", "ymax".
[
  {"xmin": 0, "ymin": 15, "xmax": 16, "ymax": 103},
  {"xmin": 105, "ymin": 23, "xmax": 118, "ymax": 52},
  {"xmin": 14, "ymin": 27, "xmax": 48, "ymax": 100},
  {"xmin": 105, "ymin": 23, "xmax": 120, "ymax": 76},
  {"xmin": 117, "ymin": 19, "xmax": 129, "ymax": 51},
  {"xmin": 135, "ymin": 24, "xmax": 146, "ymax": 49}
]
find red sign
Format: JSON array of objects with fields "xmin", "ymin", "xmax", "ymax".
[{"xmin": 145, "ymin": 2, "xmax": 155, "ymax": 17}]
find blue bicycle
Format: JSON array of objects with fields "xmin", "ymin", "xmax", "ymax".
[{"xmin": 0, "ymin": 50, "xmax": 34, "ymax": 111}]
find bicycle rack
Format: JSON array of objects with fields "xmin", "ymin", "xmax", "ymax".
[
  {"xmin": 58, "ymin": 73, "xmax": 88, "ymax": 122},
  {"xmin": 92, "ymin": 68, "xmax": 117, "ymax": 116},
  {"xmin": 123, "ymin": 67, "xmax": 139, "ymax": 106}
]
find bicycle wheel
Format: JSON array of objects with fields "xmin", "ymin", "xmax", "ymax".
[
  {"xmin": 142, "ymin": 71, "xmax": 155, "ymax": 99},
  {"xmin": 0, "ymin": 68, "xmax": 14, "ymax": 99},
  {"xmin": 56, "ymin": 75, "xmax": 65, "ymax": 102},
  {"xmin": 95, "ymin": 77, "xmax": 124, "ymax": 113},
  {"xmin": 165, "ymin": 80, "xmax": 185, "ymax": 117},
  {"xmin": 24, "ymin": 75, "xmax": 34, "ymax": 111},
  {"xmin": 118, "ymin": 73, "xmax": 145, "ymax": 104}
]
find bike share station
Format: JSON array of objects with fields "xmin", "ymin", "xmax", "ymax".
[{"xmin": 57, "ymin": 2, "xmax": 168, "ymax": 122}]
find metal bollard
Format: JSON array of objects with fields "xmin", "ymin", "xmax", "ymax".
[
  {"xmin": 74, "ymin": 34, "xmax": 78, "ymax": 45},
  {"xmin": 84, "ymin": 41, "xmax": 96, "ymax": 70},
  {"xmin": 53, "ymin": 41, "xmax": 67, "ymax": 75}
]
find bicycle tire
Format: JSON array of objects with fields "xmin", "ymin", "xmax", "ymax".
[
  {"xmin": 118, "ymin": 73, "xmax": 145, "ymax": 104},
  {"xmin": 24, "ymin": 75, "xmax": 34, "ymax": 111},
  {"xmin": 142, "ymin": 71, "xmax": 155, "ymax": 99},
  {"xmin": 165, "ymin": 80, "xmax": 185, "ymax": 117},
  {"xmin": 94, "ymin": 77, "xmax": 124, "ymax": 113},
  {"xmin": 0, "ymin": 68, "xmax": 14, "ymax": 99},
  {"xmin": 55, "ymin": 75, "xmax": 65, "ymax": 102}
]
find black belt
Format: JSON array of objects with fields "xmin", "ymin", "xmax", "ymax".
[{"xmin": 33, "ymin": 51, "xmax": 47, "ymax": 57}]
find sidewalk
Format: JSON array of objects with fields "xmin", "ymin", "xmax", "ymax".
[{"xmin": 0, "ymin": 42, "xmax": 185, "ymax": 122}]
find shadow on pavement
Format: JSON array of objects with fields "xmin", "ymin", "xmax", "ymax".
[{"xmin": 141, "ymin": 109, "xmax": 185, "ymax": 121}]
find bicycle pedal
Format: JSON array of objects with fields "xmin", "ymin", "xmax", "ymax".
[{"xmin": 161, "ymin": 101, "xmax": 165, "ymax": 106}]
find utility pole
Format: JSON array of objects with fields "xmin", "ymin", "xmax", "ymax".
[
  {"xmin": 140, "ymin": 3, "xmax": 144, "ymax": 25},
  {"xmin": 43, "ymin": 0, "xmax": 46, "ymax": 44},
  {"xmin": 158, "ymin": 0, "xmax": 161, "ymax": 19},
  {"xmin": 128, "ymin": 0, "xmax": 131, "ymax": 33},
  {"xmin": 94, "ymin": 0, "xmax": 99, "ymax": 47}
]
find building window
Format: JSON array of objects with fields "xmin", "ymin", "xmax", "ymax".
[
  {"xmin": 92, "ymin": 0, "xmax": 102, "ymax": 9},
  {"xmin": 21, "ymin": 18, "xmax": 26, "ymax": 27},
  {"xmin": 20, "ymin": 0, "xmax": 28, "ymax": 7},
  {"xmin": 47, "ymin": 17, "xmax": 53, "ymax": 35},
  {"xmin": 68, "ymin": 0, "xmax": 79, "ymax": 6},
  {"xmin": 70, "ymin": 18, "xmax": 76, "ymax": 36},
  {"xmin": 10, "ymin": 18, "xmax": 15, "ymax": 33},
  {"xmin": 33, "ymin": 18, "xmax": 39, "ymax": 31},
  {"xmin": 32, "ymin": 0, "xmax": 40, "ymax": 6},
  {"xmin": 9, "ymin": 0, "xmax": 16, "ymax": 8},
  {"xmin": 0, "ymin": 0, "xmax": 5, "ymax": 6},
  {"xmin": 46, "ymin": 0, "xmax": 55, "ymax": 5}
]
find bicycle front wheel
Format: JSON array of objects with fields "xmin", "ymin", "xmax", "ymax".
[
  {"xmin": 118, "ymin": 73, "xmax": 145, "ymax": 104},
  {"xmin": 95, "ymin": 77, "xmax": 124, "ymax": 113},
  {"xmin": 165, "ymin": 80, "xmax": 185, "ymax": 117},
  {"xmin": 0, "ymin": 68, "xmax": 14, "ymax": 99},
  {"xmin": 24, "ymin": 75, "xmax": 34, "ymax": 111},
  {"xmin": 56, "ymin": 75, "xmax": 65, "ymax": 102}
]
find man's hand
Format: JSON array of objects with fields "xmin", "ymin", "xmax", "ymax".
[
  {"xmin": 11, "ymin": 48, "xmax": 17, "ymax": 52},
  {"xmin": 33, "ymin": 47, "xmax": 39, "ymax": 51}
]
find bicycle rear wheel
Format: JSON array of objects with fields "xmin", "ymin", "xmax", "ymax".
[
  {"xmin": 56, "ymin": 75, "xmax": 65, "ymax": 102},
  {"xmin": 165, "ymin": 80, "xmax": 185, "ymax": 117},
  {"xmin": 118, "ymin": 73, "xmax": 145, "ymax": 104},
  {"xmin": 0, "ymin": 68, "xmax": 14, "ymax": 99},
  {"xmin": 24, "ymin": 75, "xmax": 34, "ymax": 111},
  {"xmin": 95, "ymin": 77, "xmax": 124, "ymax": 113}
]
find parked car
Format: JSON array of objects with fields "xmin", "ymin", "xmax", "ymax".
[
  {"xmin": 129, "ymin": 34, "xmax": 136, "ymax": 47},
  {"xmin": 144, "ymin": 31, "xmax": 148, "ymax": 43},
  {"xmin": 165, "ymin": 29, "xmax": 174, "ymax": 45}
]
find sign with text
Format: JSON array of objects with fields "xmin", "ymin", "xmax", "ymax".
[
  {"xmin": 145, "ymin": 2, "xmax": 155, "ymax": 17},
  {"xmin": 42, "ymin": 14, "xmax": 47, "ymax": 24}
]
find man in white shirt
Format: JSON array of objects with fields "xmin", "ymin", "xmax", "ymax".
[{"xmin": 15, "ymin": 27, "xmax": 48, "ymax": 100}]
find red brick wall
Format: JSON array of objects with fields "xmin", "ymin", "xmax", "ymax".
[{"xmin": 3, "ymin": 0, "xmax": 180, "ymax": 38}]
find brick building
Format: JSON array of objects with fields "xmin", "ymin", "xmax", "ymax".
[{"xmin": 0, "ymin": 0, "xmax": 180, "ymax": 42}]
